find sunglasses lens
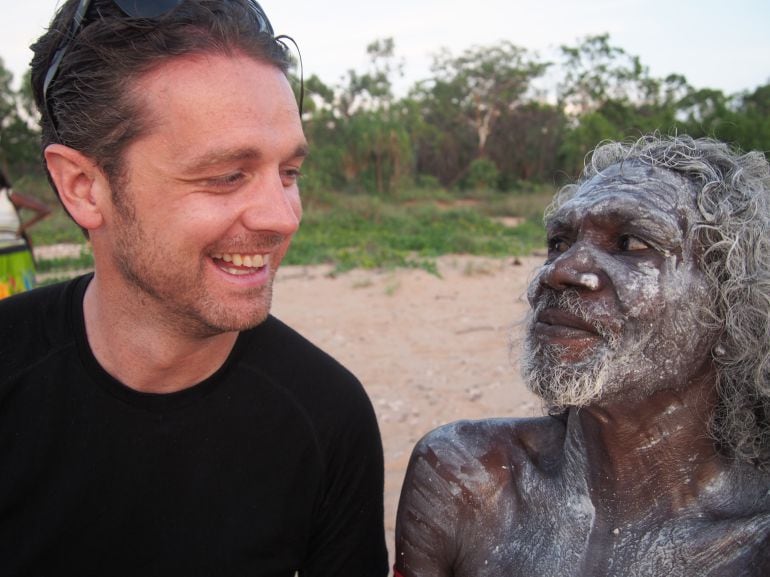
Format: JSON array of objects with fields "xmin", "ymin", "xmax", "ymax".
[
  {"xmin": 113, "ymin": 0, "xmax": 184, "ymax": 18},
  {"xmin": 112, "ymin": 0, "xmax": 273, "ymax": 33},
  {"xmin": 249, "ymin": 0, "xmax": 274, "ymax": 35}
]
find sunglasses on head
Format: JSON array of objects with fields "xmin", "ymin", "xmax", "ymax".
[{"xmin": 43, "ymin": 0, "xmax": 301, "ymax": 142}]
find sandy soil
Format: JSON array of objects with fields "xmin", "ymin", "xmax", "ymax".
[{"xmin": 271, "ymin": 254, "xmax": 546, "ymax": 561}]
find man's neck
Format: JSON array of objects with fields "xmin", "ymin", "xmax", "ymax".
[
  {"xmin": 564, "ymin": 378, "xmax": 727, "ymax": 520},
  {"xmin": 82, "ymin": 273, "xmax": 239, "ymax": 394}
]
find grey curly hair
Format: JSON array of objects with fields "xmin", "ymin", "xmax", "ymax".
[{"xmin": 549, "ymin": 134, "xmax": 770, "ymax": 469}]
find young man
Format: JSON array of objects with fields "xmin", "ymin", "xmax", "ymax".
[
  {"xmin": 0, "ymin": 1, "xmax": 387, "ymax": 575},
  {"xmin": 396, "ymin": 135, "xmax": 770, "ymax": 576}
]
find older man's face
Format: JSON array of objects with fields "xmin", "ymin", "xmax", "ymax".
[{"xmin": 523, "ymin": 162, "xmax": 716, "ymax": 407}]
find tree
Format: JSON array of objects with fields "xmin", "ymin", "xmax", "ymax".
[
  {"xmin": 412, "ymin": 42, "xmax": 548, "ymax": 188},
  {"xmin": 488, "ymin": 101, "xmax": 566, "ymax": 184},
  {"xmin": 433, "ymin": 42, "xmax": 548, "ymax": 159},
  {"xmin": 336, "ymin": 38, "xmax": 403, "ymax": 118},
  {"xmin": 0, "ymin": 61, "xmax": 42, "ymax": 180},
  {"xmin": 407, "ymin": 78, "xmax": 477, "ymax": 188},
  {"xmin": 557, "ymin": 35, "xmax": 702, "ymax": 177},
  {"xmin": 339, "ymin": 109, "xmax": 412, "ymax": 194},
  {"xmin": 558, "ymin": 34, "xmax": 649, "ymax": 116},
  {"xmin": 301, "ymin": 39, "xmax": 413, "ymax": 194},
  {"xmin": 735, "ymin": 84, "xmax": 770, "ymax": 153}
]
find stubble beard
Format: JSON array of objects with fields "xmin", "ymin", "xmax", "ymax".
[{"xmin": 111, "ymin": 198, "xmax": 278, "ymax": 338}]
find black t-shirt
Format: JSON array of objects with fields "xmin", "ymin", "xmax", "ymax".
[{"xmin": 0, "ymin": 275, "xmax": 388, "ymax": 577}]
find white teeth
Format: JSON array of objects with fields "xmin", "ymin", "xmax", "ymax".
[
  {"xmin": 212, "ymin": 253, "xmax": 266, "ymax": 270},
  {"xmin": 221, "ymin": 266, "xmax": 252, "ymax": 276}
]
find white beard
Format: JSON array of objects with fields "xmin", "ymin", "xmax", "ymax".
[
  {"xmin": 521, "ymin": 290, "xmax": 634, "ymax": 408},
  {"xmin": 522, "ymin": 334, "xmax": 614, "ymax": 408}
]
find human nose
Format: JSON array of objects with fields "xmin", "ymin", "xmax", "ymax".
[
  {"xmin": 538, "ymin": 243, "xmax": 604, "ymax": 292},
  {"xmin": 241, "ymin": 172, "xmax": 301, "ymax": 236}
]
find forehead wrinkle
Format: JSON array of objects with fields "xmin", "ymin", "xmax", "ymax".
[
  {"xmin": 574, "ymin": 164, "xmax": 698, "ymax": 225},
  {"xmin": 579, "ymin": 179, "xmax": 680, "ymax": 213},
  {"xmin": 553, "ymin": 194, "xmax": 680, "ymax": 229},
  {"xmin": 587, "ymin": 161, "xmax": 700, "ymax": 213}
]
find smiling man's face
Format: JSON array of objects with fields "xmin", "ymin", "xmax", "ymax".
[
  {"xmin": 523, "ymin": 161, "xmax": 717, "ymax": 407},
  {"xmin": 97, "ymin": 53, "xmax": 306, "ymax": 338}
]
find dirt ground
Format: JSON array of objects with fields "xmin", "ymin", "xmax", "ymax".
[{"xmin": 270, "ymin": 254, "xmax": 546, "ymax": 561}]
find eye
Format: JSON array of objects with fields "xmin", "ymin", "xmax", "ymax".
[
  {"xmin": 619, "ymin": 235, "xmax": 649, "ymax": 251},
  {"xmin": 206, "ymin": 171, "xmax": 246, "ymax": 190},
  {"xmin": 280, "ymin": 167, "xmax": 302, "ymax": 187},
  {"xmin": 548, "ymin": 236, "xmax": 571, "ymax": 255}
]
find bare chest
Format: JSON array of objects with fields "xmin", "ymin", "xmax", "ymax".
[{"xmin": 454, "ymin": 499, "xmax": 770, "ymax": 577}]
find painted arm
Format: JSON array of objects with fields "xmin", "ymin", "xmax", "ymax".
[
  {"xmin": 396, "ymin": 418, "xmax": 548, "ymax": 577},
  {"xmin": 395, "ymin": 433, "xmax": 460, "ymax": 577}
]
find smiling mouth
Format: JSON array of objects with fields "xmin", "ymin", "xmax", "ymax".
[{"xmin": 211, "ymin": 252, "xmax": 267, "ymax": 276}]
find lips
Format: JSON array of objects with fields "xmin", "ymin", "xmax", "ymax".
[
  {"xmin": 534, "ymin": 308, "xmax": 600, "ymax": 339},
  {"xmin": 211, "ymin": 252, "xmax": 268, "ymax": 277}
]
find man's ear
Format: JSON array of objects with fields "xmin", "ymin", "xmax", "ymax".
[{"xmin": 44, "ymin": 144, "xmax": 110, "ymax": 231}]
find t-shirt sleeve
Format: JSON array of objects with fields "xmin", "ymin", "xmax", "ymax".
[
  {"xmin": 300, "ymin": 375, "xmax": 388, "ymax": 577},
  {"xmin": 250, "ymin": 317, "xmax": 389, "ymax": 576}
]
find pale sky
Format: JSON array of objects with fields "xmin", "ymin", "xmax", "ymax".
[{"xmin": 1, "ymin": 0, "xmax": 768, "ymax": 97}]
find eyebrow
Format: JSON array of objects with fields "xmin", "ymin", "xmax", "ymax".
[
  {"xmin": 181, "ymin": 143, "xmax": 309, "ymax": 173},
  {"xmin": 547, "ymin": 204, "xmax": 683, "ymax": 242}
]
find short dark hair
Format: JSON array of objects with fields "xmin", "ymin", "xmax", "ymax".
[{"xmin": 30, "ymin": 0, "xmax": 291, "ymax": 185}]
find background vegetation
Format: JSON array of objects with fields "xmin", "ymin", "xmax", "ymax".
[{"xmin": 2, "ymin": 34, "xmax": 768, "ymax": 276}]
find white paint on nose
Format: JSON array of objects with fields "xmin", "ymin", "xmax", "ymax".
[{"xmin": 579, "ymin": 273, "xmax": 600, "ymax": 290}]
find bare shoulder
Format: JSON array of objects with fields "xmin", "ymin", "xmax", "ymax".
[
  {"xmin": 397, "ymin": 416, "xmax": 567, "ymax": 523},
  {"xmin": 395, "ymin": 416, "xmax": 567, "ymax": 576},
  {"xmin": 408, "ymin": 415, "xmax": 566, "ymax": 486}
]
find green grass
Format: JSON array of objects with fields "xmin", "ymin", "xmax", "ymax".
[
  {"xmin": 286, "ymin": 190, "xmax": 550, "ymax": 273},
  {"xmin": 32, "ymin": 187, "xmax": 553, "ymax": 278},
  {"xmin": 35, "ymin": 250, "xmax": 94, "ymax": 273},
  {"xmin": 28, "ymin": 206, "xmax": 87, "ymax": 246}
]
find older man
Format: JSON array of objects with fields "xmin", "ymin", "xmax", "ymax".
[
  {"xmin": 395, "ymin": 135, "xmax": 770, "ymax": 576},
  {"xmin": 0, "ymin": 1, "xmax": 387, "ymax": 575}
]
